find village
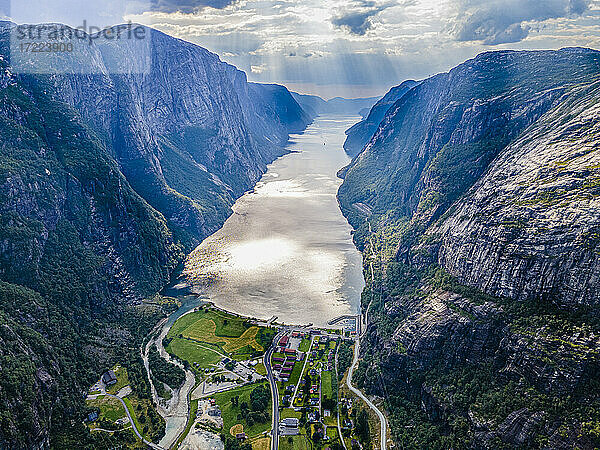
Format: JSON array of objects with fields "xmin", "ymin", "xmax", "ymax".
[{"xmin": 83, "ymin": 306, "xmax": 373, "ymax": 450}]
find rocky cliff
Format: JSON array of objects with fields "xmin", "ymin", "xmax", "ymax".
[
  {"xmin": 0, "ymin": 22, "xmax": 310, "ymax": 448},
  {"xmin": 34, "ymin": 25, "xmax": 310, "ymax": 250},
  {"xmin": 339, "ymin": 48, "xmax": 600, "ymax": 448},
  {"xmin": 343, "ymin": 80, "xmax": 418, "ymax": 157}
]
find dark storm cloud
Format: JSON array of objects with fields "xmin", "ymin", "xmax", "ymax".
[
  {"xmin": 331, "ymin": 0, "xmax": 397, "ymax": 35},
  {"xmin": 151, "ymin": 0, "xmax": 236, "ymax": 13},
  {"xmin": 451, "ymin": 0, "xmax": 590, "ymax": 45}
]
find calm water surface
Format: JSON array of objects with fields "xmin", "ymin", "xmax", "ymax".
[{"xmin": 182, "ymin": 115, "xmax": 364, "ymax": 326}]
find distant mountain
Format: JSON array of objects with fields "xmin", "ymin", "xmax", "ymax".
[
  {"xmin": 291, "ymin": 92, "xmax": 379, "ymax": 118},
  {"xmin": 338, "ymin": 48, "xmax": 600, "ymax": 448},
  {"xmin": 343, "ymin": 80, "xmax": 418, "ymax": 157},
  {"xmin": 0, "ymin": 22, "xmax": 310, "ymax": 448}
]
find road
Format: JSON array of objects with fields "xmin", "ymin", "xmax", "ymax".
[
  {"xmin": 265, "ymin": 331, "xmax": 284, "ymax": 450},
  {"xmin": 346, "ymin": 337, "xmax": 387, "ymax": 450},
  {"xmin": 334, "ymin": 343, "xmax": 348, "ymax": 450},
  {"xmin": 107, "ymin": 393, "xmax": 163, "ymax": 449},
  {"xmin": 344, "ymin": 220, "xmax": 388, "ymax": 449}
]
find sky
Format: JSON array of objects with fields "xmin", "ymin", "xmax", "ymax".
[{"xmin": 2, "ymin": 0, "xmax": 600, "ymax": 98}]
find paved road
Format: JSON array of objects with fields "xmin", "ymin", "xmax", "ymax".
[
  {"xmin": 265, "ymin": 331, "xmax": 284, "ymax": 450},
  {"xmin": 334, "ymin": 344, "xmax": 348, "ymax": 450},
  {"xmin": 107, "ymin": 394, "xmax": 163, "ymax": 449},
  {"xmin": 346, "ymin": 338, "xmax": 387, "ymax": 450}
]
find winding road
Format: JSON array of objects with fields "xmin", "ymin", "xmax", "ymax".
[
  {"xmin": 107, "ymin": 393, "xmax": 162, "ymax": 449},
  {"xmin": 345, "ymin": 221, "xmax": 388, "ymax": 449},
  {"xmin": 345, "ymin": 338, "xmax": 387, "ymax": 450},
  {"xmin": 265, "ymin": 331, "xmax": 284, "ymax": 450}
]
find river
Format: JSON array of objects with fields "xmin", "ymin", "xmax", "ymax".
[{"xmin": 180, "ymin": 115, "xmax": 365, "ymax": 327}]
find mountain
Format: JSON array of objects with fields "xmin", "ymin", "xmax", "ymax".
[
  {"xmin": 343, "ymin": 80, "xmax": 418, "ymax": 157},
  {"xmin": 0, "ymin": 22, "xmax": 310, "ymax": 448},
  {"xmin": 37, "ymin": 24, "xmax": 311, "ymax": 250},
  {"xmin": 291, "ymin": 92, "xmax": 379, "ymax": 118},
  {"xmin": 337, "ymin": 48, "xmax": 600, "ymax": 448}
]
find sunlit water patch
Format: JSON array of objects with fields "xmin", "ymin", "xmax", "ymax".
[{"xmin": 182, "ymin": 116, "xmax": 364, "ymax": 326}]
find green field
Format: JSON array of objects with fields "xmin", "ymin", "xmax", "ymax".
[
  {"xmin": 166, "ymin": 338, "xmax": 222, "ymax": 369},
  {"xmin": 280, "ymin": 408, "xmax": 302, "ymax": 420},
  {"xmin": 87, "ymin": 396, "xmax": 127, "ymax": 422},
  {"xmin": 213, "ymin": 382, "xmax": 272, "ymax": 438},
  {"xmin": 326, "ymin": 425, "xmax": 339, "ymax": 440},
  {"xmin": 298, "ymin": 338, "xmax": 311, "ymax": 353},
  {"xmin": 321, "ymin": 370, "xmax": 333, "ymax": 401},
  {"xmin": 279, "ymin": 434, "xmax": 310, "ymax": 450},
  {"xmin": 106, "ymin": 365, "xmax": 130, "ymax": 395},
  {"xmin": 170, "ymin": 308, "xmax": 248, "ymax": 338},
  {"xmin": 166, "ymin": 307, "xmax": 275, "ymax": 371},
  {"xmin": 255, "ymin": 362, "xmax": 267, "ymax": 376}
]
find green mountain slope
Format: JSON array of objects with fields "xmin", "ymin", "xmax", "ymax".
[{"xmin": 338, "ymin": 48, "xmax": 600, "ymax": 448}]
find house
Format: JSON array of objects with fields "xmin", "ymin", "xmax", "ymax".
[
  {"xmin": 207, "ymin": 406, "xmax": 221, "ymax": 417},
  {"xmin": 308, "ymin": 411, "xmax": 318, "ymax": 422},
  {"xmin": 273, "ymin": 357, "xmax": 284, "ymax": 362},
  {"xmin": 284, "ymin": 348, "xmax": 296, "ymax": 355},
  {"xmin": 87, "ymin": 411, "xmax": 99, "ymax": 422},
  {"xmin": 309, "ymin": 397, "xmax": 319, "ymax": 406},
  {"xmin": 343, "ymin": 419, "xmax": 354, "ymax": 429},
  {"xmin": 236, "ymin": 432, "xmax": 246, "ymax": 441},
  {"xmin": 285, "ymin": 385, "xmax": 294, "ymax": 393},
  {"xmin": 281, "ymin": 417, "xmax": 299, "ymax": 427},
  {"xmin": 279, "ymin": 335, "xmax": 289, "ymax": 346},
  {"xmin": 101, "ymin": 370, "xmax": 117, "ymax": 386}
]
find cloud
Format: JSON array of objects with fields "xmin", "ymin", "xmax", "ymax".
[
  {"xmin": 451, "ymin": 0, "xmax": 591, "ymax": 44},
  {"xmin": 150, "ymin": 0, "xmax": 236, "ymax": 13},
  {"xmin": 331, "ymin": 0, "xmax": 397, "ymax": 35}
]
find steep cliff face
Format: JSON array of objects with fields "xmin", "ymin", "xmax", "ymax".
[
  {"xmin": 0, "ymin": 58, "xmax": 180, "ymax": 447},
  {"xmin": 339, "ymin": 48, "xmax": 600, "ymax": 233},
  {"xmin": 343, "ymin": 80, "xmax": 418, "ymax": 157},
  {"xmin": 433, "ymin": 81, "xmax": 600, "ymax": 308},
  {"xmin": 339, "ymin": 48, "xmax": 600, "ymax": 448},
  {"xmin": 0, "ymin": 23, "xmax": 310, "ymax": 448},
  {"xmin": 34, "ymin": 25, "xmax": 310, "ymax": 249}
]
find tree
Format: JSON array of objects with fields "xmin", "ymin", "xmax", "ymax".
[{"xmin": 356, "ymin": 409, "xmax": 371, "ymax": 446}]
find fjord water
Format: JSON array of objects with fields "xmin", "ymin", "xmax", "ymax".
[{"xmin": 183, "ymin": 115, "xmax": 364, "ymax": 326}]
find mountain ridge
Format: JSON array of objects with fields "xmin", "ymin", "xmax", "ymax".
[
  {"xmin": 0, "ymin": 22, "xmax": 311, "ymax": 448},
  {"xmin": 338, "ymin": 46, "xmax": 600, "ymax": 448}
]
